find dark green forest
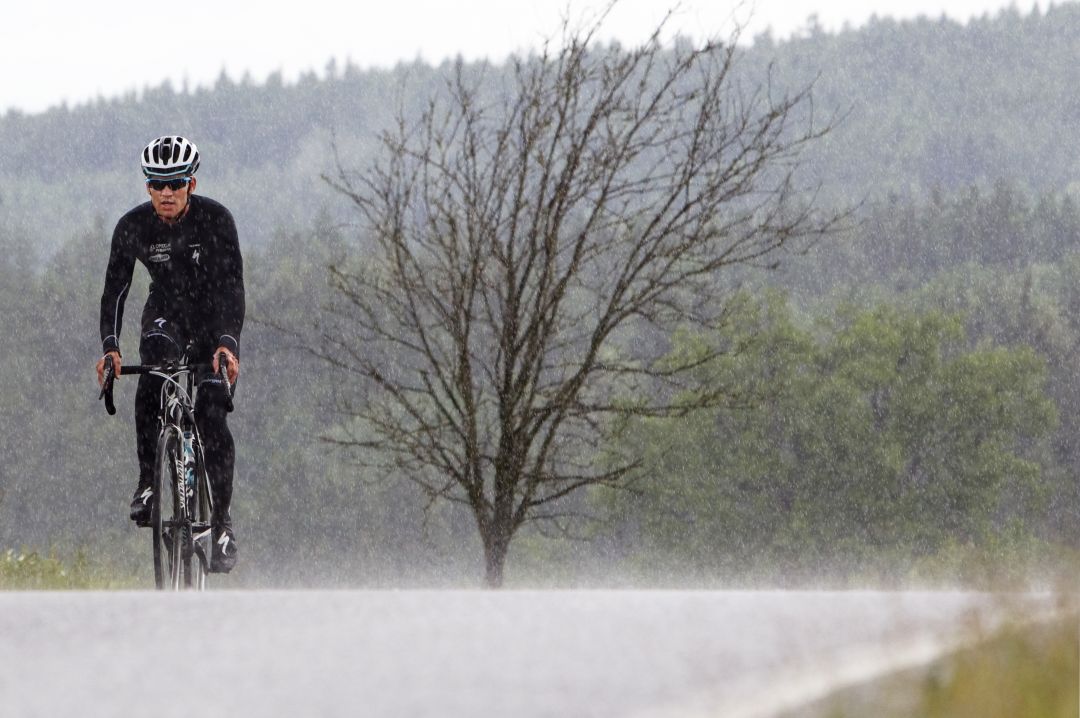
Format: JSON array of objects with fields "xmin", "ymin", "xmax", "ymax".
[{"xmin": 2, "ymin": 5, "xmax": 1080, "ymax": 587}]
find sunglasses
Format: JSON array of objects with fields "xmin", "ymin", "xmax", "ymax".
[{"xmin": 146, "ymin": 177, "xmax": 192, "ymax": 191}]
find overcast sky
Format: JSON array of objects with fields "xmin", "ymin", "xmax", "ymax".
[{"xmin": 1, "ymin": 0, "xmax": 1041, "ymax": 115}]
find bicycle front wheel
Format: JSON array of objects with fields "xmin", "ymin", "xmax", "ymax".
[
  {"xmin": 152, "ymin": 427, "xmax": 183, "ymax": 590},
  {"xmin": 187, "ymin": 438, "xmax": 212, "ymax": 591}
]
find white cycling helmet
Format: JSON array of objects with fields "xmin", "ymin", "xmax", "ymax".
[{"xmin": 141, "ymin": 135, "xmax": 200, "ymax": 178}]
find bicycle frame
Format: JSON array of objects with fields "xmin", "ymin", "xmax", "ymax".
[{"xmin": 150, "ymin": 361, "xmax": 214, "ymax": 588}]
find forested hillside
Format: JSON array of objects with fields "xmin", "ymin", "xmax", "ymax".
[
  {"xmin": 2, "ymin": 5, "xmax": 1080, "ymax": 587},
  {"xmin": 3, "ymin": 4, "xmax": 1080, "ymax": 261}
]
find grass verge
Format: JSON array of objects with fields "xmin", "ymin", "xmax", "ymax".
[
  {"xmin": 0, "ymin": 547, "xmax": 139, "ymax": 589},
  {"xmin": 784, "ymin": 610, "xmax": 1079, "ymax": 718}
]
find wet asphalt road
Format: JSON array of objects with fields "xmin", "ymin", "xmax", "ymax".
[{"xmin": 0, "ymin": 590, "xmax": 1046, "ymax": 718}]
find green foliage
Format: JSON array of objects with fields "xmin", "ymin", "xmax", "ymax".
[
  {"xmin": 904, "ymin": 531, "xmax": 1080, "ymax": 590},
  {"xmin": 607, "ymin": 293, "xmax": 1057, "ymax": 583}
]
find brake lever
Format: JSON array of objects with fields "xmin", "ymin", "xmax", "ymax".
[
  {"xmin": 99, "ymin": 358, "xmax": 117, "ymax": 415},
  {"xmin": 217, "ymin": 352, "xmax": 235, "ymax": 413}
]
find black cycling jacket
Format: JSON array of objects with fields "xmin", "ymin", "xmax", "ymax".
[{"xmin": 99, "ymin": 194, "xmax": 245, "ymax": 358}]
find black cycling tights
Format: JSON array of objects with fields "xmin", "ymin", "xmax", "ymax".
[{"xmin": 135, "ymin": 330, "xmax": 234, "ymax": 527}]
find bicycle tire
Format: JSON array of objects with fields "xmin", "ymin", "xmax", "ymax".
[
  {"xmin": 187, "ymin": 438, "xmax": 212, "ymax": 590},
  {"xmin": 152, "ymin": 427, "xmax": 183, "ymax": 590}
]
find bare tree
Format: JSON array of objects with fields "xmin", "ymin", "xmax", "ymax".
[{"xmin": 319, "ymin": 13, "xmax": 844, "ymax": 586}]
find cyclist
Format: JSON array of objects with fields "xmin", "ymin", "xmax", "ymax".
[{"xmin": 95, "ymin": 135, "xmax": 245, "ymax": 573}]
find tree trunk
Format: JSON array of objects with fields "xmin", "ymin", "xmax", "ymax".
[{"xmin": 482, "ymin": 526, "xmax": 512, "ymax": 588}]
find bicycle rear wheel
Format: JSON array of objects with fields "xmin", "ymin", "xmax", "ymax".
[{"xmin": 152, "ymin": 427, "xmax": 183, "ymax": 590}]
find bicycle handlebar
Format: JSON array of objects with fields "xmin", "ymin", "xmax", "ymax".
[
  {"xmin": 114, "ymin": 362, "xmax": 216, "ymax": 375},
  {"xmin": 99, "ymin": 355, "xmax": 235, "ymax": 414}
]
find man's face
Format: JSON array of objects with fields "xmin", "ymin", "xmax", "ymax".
[{"xmin": 146, "ymin": 176, "xmax": 196, "ymax": 221}]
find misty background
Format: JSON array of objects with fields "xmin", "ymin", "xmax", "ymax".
[{"xmin": 2, "ymin": 4, "xmax": 1079, "ymax": 587}]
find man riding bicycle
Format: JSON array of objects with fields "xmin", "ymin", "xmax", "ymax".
[{"xmin": 95, "ymin": 135, "xmax": 245, "ymax": 573}]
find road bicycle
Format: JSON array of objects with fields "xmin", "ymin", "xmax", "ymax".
[{"xmin": 99, "ymin": 349, "xmax": 232, "ymax": 590}]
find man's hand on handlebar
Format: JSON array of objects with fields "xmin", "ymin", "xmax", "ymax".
[
  {"xmin": 96, "ymin": 351, "xmax": 122, "ymax": 388},
  {"xmin": 213, "ymin": 346, "xmax": 239, "ymax": 385}
]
